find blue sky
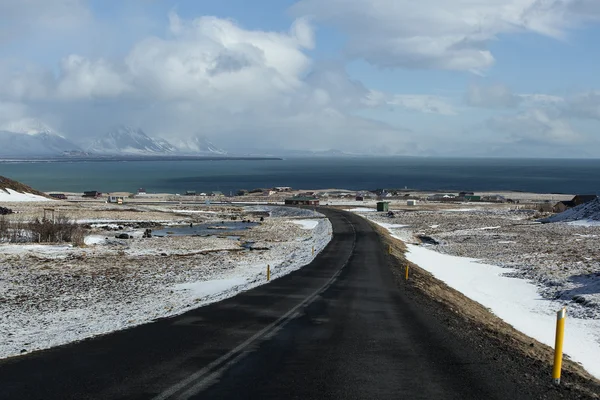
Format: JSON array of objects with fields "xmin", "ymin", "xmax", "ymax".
[{"xmin": 1, "ymin": 0, "xmax": 600, "ymax": 157}]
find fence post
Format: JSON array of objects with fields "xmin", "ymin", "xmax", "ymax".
[
  {"xmin": 552, "ymin": 307, "xmax": 567, "ymax": 385},
  {"xmin": 405, "ymin": 265, "xmax": 409, "ymax": 280},
  {"xmin": 267, "ymin": 264, "xmax": 270, "ymax": 282}
]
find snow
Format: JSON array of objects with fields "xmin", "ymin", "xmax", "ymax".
[
  {"xmin": 0, "ymin": 209, "xmax": 333, "ymax": 359},
  {"xmin": 568, "ymin": 220, "xmax": 600, "ymax": 227},
  {"xmin": 171, "ymin": 209, "xmax": 217, "ymax": 214},
  {"xmin": 84, "ymin": 235, "xmax": 106, "ymax": 245},
  {"xmin": 290, "ymin": 219, "xmax": 320, "ymax": 229},
  {"xmin": 376, "ymin": 222, "xmax": 408, "ymax": 230},
  {"xmin": 173, "ymin": 278, "xmax": 247, "ymax": 298},
  {"xmin": 344, "ymin": 207, "xmax": 376, "ymax": 212},
  {"xmin": 0, "ymin": 189, "xmax": 51, "ymax": 202},
  {"xmin": 365, "ymin": 216, "xmax": 600, "ymax": 380},
  {"xmin": 0, "ymin": 244, "xmax": 71, "ymax": 255},
  {"xmin": 404, "ymin": 243, "xmax": 600, "ymax": 379},
  {"xmin": 543, "ymin": 197, "xmax": 600, "ymax": 223}
]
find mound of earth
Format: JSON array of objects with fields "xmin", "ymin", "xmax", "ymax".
[
  {"xmin": 542, "ymin": 197, "xmax": 600, "ymax": 223},
  {"xmin": 0, "ymin": 176, "xmax": 50, "ymax": 199}
]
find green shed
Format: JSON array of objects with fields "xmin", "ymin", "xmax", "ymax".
[
  {"xmin": 464, "ymin": 195, "xmax": 481, "ymax": 202},
  {"xmin": 377, "ymin": 201, "xmax": 390, "ymax": 212}
]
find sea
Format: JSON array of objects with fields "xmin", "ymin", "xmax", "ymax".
[{"xmin": 1, "ymin": 157, "xmax": 599, "ymax": 195}]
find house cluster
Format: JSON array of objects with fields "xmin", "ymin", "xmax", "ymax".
[
  {"xmin": 552, "ymin": 195, "xmax": 597, "ymax": 213},
  {"xmin": 426, "ymin": 192, "xmax": 509, "ymax": 203},
  {"xmin": 184, "ymin": 190, "xmax": 224, "ymax": 197}
]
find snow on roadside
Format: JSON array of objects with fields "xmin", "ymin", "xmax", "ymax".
[
  {"xmin": 365, "ymin": 216, "xmax": 600, "ymax": 379},
  {"xmin": 291, "ymin": 219, "xmax": 320, "ymax": 229},
  {"xmin": 0, "ymin": 189, "xmax": 51, "ymax": 202},
  {"xmin": 0, "ymin": 208, "xmax": 332, "ymax": 359},
  {"xmin": 344, "ymin": 207, "xmax": 376, "ymax": 212}
]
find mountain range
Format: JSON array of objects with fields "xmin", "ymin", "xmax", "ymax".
[{"xmin": 0, "ymin": 123, "xmax": 227, "ymax": 158}]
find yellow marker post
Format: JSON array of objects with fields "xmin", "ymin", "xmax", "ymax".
[
  {"xmin": 405, "ymin": 265, "xmax": 409, "ymax": 280},
  {"xmin": 312, "ymin": 246, "xmax": 315, "ymax": 256},
  {"xmin": 267, "ymin": 264, "xmax": 271, "ymax": 282},
  {"xmin": 552, "ymin": 307, "xmax": 567, "ymax": 385},
  {"xmin": 388, "ymin": 244, "xmax": 392, "ymax": 254}
]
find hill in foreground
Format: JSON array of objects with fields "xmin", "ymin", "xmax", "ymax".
[{"xmin": 0, "ymin": 176, "xmax": 51, "ymax": 202}]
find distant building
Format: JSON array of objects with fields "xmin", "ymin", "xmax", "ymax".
[
  {"xmin": 274, "ymin": 187, "xmax": 292, "ymax": 192},
  {"xmin": 459, "ymin": 191, "xmax": 475, "ymax": 197},
  {"xmin": 407, "ymin": 200, "xmax": 417, "ymax": 206},
  {"xmin": 482, "ymin": 194, "xmax": 506, "ymax": 203},
  {"xmin": 572, "ymin": 195, "xmax": 597, "ymax": 206},
  {"xmin": 284, "ymin": 197, "xmax": 319, "ymax": 206},
  {"xmin": 355, "ymin": 196, "xmax": 364, "ymax": 201},
  {"xmin": 209, "ymin": 191, "xmax": 224, "ymax": 197},
  {"xmin": 107, "ymin": 195, "xmax": 124, "ymax": 204},
  {"xmin": 185, "ymin": 191, "xmax": 196, "ymax": 196},
  {"xmin": 464, "ymin": 195, "xmax": 481, "ymax": 202},
  {"xmin": 553, "ymin": 195, "xmax": 596, "ymax": 213},
  {"xmin": 83, "ymin": 191, "xmax": 101, "ymax": 198},
  {"xmin": 49, "ymin": 193, "xmax": 67, "ymax": 200},
  {"xmin": 377, "ymin": 201, "xmax": 390, "ymax": 212}
]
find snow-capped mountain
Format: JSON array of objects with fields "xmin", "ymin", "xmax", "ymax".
[
  {"xmin": 0, "ymin": 120, "xmax": 82, "ymax": 157},
  {"xmin": 172, "ymin": 135, "xmax": 227, "ymax": 155},
  {"xmin": 87, "ymin": 126, "xmax": 176, "ymax": 155}
]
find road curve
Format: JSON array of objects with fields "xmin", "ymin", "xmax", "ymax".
[{"xmin": 0, "ymin": 209, "xmax": 569, "ymax": 399}]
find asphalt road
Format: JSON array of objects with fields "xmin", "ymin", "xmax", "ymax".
[{"xmin": 0, "ymin": 209, "xmax": 576, "ymax": 399}]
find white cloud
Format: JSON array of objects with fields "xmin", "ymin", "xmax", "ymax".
[
  {"xmin": 291, "ymin": 0, "xmax": 600, "ymax": 71},
  {"xmin": 566, "ymin": 91, "xmax": 600, "ymax": 119},
  {"xmin": 465, "ymin": 84, "xmax": 520, "ymax": 108},
  {"xmin": 486, "ymin": 109, "xmax": 580, "ymax": 143},
  {"xmin": 56, "ymin": 55, "xmax": 131, "ymax": 99},
  {"xmin": 386, "ymin": 95, "xmax": 456, "ymax": 115},
  {"xmin": 0, "ymin": 13, "xmax": 422, "ymax": 152}
]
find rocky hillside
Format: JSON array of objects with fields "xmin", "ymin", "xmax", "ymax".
[
  {"xmin": 542, "ymin": 197, "xmax": 600, "ymax": 223},
  {"xmin": 0, "ymin": 176, "xmax": 49, "ymax": 198}
]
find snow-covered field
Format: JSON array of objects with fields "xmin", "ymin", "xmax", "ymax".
[
  {"xmin": 0, "ymin": 189, "xmax": 51, "ymax": 202},
  {"xmin": 0, "ymin": 206, "xmax": 331, "ymax": 359},
  {"xmin": 351, "ymin": 208, "xmax": 600, "ymax": 379}
]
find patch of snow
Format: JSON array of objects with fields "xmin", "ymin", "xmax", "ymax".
[
  {"xmin": 444, "ymin": 208, "xmax": 479, "ymax": 212},
  {"xmin": 430, "ymin": 225, "xmax": 439, "ymax": 228},
  {"xmin": 171, "ymin": 209, "xmax": 217, "ymax": 214},
  {"xmin": 0, "ymin": 189, "xmax": 51, "ymax": 202},
  {"xmin": 290, "ymin": 219, "xmax": 320, "ymax": 229},
  {"xmin": 567, "ymin": 220, "xmax": 600, "ymax": 227},
  {"xmin": 84, "ymin": 235, "xmax": 107, "ymax": 246},
  {"xmin": 173, "ymin": 278, "xmax": 248, "ymax": 299},
  {"xmin": 403, "ymin": 243, "xmax": 600, "ymax": 380},
  {"xmin": 0, "ymin": 244, "xmax": 71, "ymax": 255},
  {"xmin": 361, "ymin": 212, "xmax": 600, "ymax": 380},
  {"xmin": 344, "ymin": 207, "xmax": 376, "ymax": 212},
  {"xmin": 498, "ymin": 241, "xmax": 516, "ymax": 244},
  {"xmin": 543, "ymin": 197, "xmax": 600, "ymax": 223},
  {"xmin": 0, "ymin": 214, "xmax": 333, "ymax": 359},
  {"xmin": 376, "ymin": 222, "xmax": 408, "ymax": 230}
]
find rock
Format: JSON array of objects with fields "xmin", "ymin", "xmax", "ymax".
[{"xmin": 115, "ymin": 233, "xmax": 130, "ymax": 239}]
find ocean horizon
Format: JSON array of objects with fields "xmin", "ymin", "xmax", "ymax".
[{"xmin": 1, "ymin": 157, "xmax": 599, "ymax": 195}]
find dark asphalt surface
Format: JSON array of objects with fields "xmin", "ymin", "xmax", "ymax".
[{"xmin": 0, "ymin": 209, "xmax": 580, "ymax": 399}]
